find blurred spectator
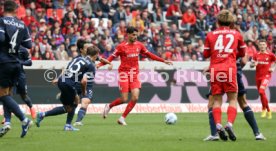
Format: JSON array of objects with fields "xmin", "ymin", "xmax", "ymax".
[
  {"xmin": 13, "ymin": 0, "xmax": 274, "ymax": 61},
  {"xmin": 55, "ymin": 44, "xmax": 69, "ymax": 61},
  {"xmin": 166, "ymin": 0, "xmax": 182, "ymax": 25},
  {"xmin": 246, "ymin": 40, "xmax": 257, "ymax": 60},
  {"xmin": 181, "ymin": 8, "xmax": 197, "ymax": 31},
  {"xmin": 194, "ymin": 12, "xmax": 207, "ymax": 40}
]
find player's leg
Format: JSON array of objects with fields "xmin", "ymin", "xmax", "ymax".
[
  {"xmin": 212, "ymin": 94, "xmax": 228, "ymax": 141},
  {"xmin": 203, "ymin": 92, "xmax": 219, "ymax": 141},
  {"xmin": 224, "ymin": 92, "xmax": 238, "ymax": 141},
  {"xmin": 17, "ymin": 74, "xmax": 36, "ymax": 119},
  {"xmin": 0, "ymin": 63, "xmax": 32, "ymax": 138},
  {"xmin": 75, "ymin": 98, "xmax": 91, "ymax": 126},
  {"xmin": 256, "ymin": 79, "xmax": 267, "ymax": 117},
  {"xmin": 103, "ymin": 74, "xmax": 129, "ymax": 118},
  {"xmin": 258, "ymin": 78, "xmax": 271, "ymax": 119},
  {"xmin": 238, "ymin": 94, "xmax": 266, "ymax": 140},
  {"xmin": 36, "ymin": 79, "xmax": 72, "ymax": 127},
  {"xmin": 118, "ymin": 76, "xmax": 141, "ymax": 125}
]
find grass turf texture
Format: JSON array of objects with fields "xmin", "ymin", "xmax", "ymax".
[{"xmin": 0, "ymin": 113, "xmax": 275, "ymax": 151}]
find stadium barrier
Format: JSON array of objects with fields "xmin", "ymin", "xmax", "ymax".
[{"xmin": 0, "ymin": 61, "xmax": 275, "ymax": 114}]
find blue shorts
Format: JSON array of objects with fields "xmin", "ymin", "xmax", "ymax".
[
  {"xmin": 0, "ymin": 63, "xmax": 21, "ymax": 88},
  {"xmin": 76, "ymin": 82, "xmax": 94, "ymax": 100},
  {"xmin": 206, "ymin": 72, "xmax": 246, "ymax": 97},
  {"xmin": 57, "ymin": 78, "xmax": 77, "ymax": 106},
  {"xmin": 237, "ymin": 71, "xmax": 246, "ymax": 96},
  {"xmin": 14, "ymin": 72, "xmax": 27, "ymax": 95}
]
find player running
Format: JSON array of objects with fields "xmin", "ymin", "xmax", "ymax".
[
  {"xmin": 0, "ymin": 0, "xmax": 33, "ymax": 138},
  {"xmin": 203, "ymin": 10, "xmax": 246, "ymax": 141},
  {"xmin": 100, "ymin": 26, "xmax": 172, "ymax": 125},
  {"xmin": 35, "ymin": 46, "xmax": 101, "ymax": 131},
  {"xmin": 250, "ymin": 39, "xmax": 276, "ymax": 119}
]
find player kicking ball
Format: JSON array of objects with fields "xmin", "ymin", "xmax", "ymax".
[
  {"xmin": 250, "ymin": 39, "xmax": 276, "ymax": 119},
  {"xmin": 203, "ymin": 10, "xmax": 247, "ymax": 141},
  {"xmin": 99, "ymin": 26, "xmax": 172, "ymax": 125},
  {"xmin": 36, "ymin": 46, "xmax": 101, "ymax": 131}
]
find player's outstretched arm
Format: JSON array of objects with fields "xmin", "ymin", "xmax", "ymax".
[{"xmin": 269, "ymin": 62, "xmax": 276, "ymax": 72}]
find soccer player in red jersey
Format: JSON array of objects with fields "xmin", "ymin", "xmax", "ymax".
[
  {"xmin": 203, "ymin": 10, "xmax": 246, "ymax": 141},
  {"xmin": 251, "ymin": 39, "xmax": 276, "ymax": 119},
  {"xmin": 98, "ymin": 26, "xmax": 172, "ymax": 125}
]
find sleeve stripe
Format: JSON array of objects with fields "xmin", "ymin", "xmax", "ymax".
[
  {"xmin": 204, "ymin": 47, "xmax": 210, "ymax": 50},
  {"xmin": 240, "ymin": 45, "xmax": 247, "ymax": 48},
  {"xmin": 0, "ymin": 30, "xmax": 4, "ymax": 33},
  {"xmin": 23, "ymin": 38, "xmax": 32, "ymax": 42},
  {"xmin": 112, "ymin": 54, "xmax": 117, "ymax": 57}
]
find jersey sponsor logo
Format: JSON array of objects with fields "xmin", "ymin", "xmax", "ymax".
[
  {"xmin": 127, "ymin": 53, "xmax": 139, "ymax": 58},
  {"xmin": 3, "ymin": 19, "xmax": 24, "ymax": 29},
  {"xmin": 258, "ymin": 61, "xmax": 269, "ymax": 64},
  {"xmin": 217, "ymin": 54, "xmax": 228, "ymax": 58}
]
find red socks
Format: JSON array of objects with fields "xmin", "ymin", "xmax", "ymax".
[
  {"xmin": 122, "ymin": 100, "xmax": 136, "ymax": 118},
  {"xmin": 109, "ymin": 98, "xmax": 123, "ymax": 108},
  {"xmin": 212, "ymin": 107, "xmax": 222, "ymax": 125},
  {"xmin": 227, "ymin": 106, "xmax": 237, "ymax": 124},
  {"xmin": 260, "ymin": 93, "xmax": 270, "ymax": 112}
]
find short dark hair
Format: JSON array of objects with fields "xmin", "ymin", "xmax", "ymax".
[
  {"xmin": 126, "ymin": 26, "xmax": 138, "ymax": 34},
  {"xmin": 87, "ymin": 46, "xmax": 100, "ymax": 57},
  {"xmin": 77, "ymin": 39, "xmax": 86, "ymax": 51},
  {"xmin": 4, "ymin": 0, "xmax": 18, "ymax": 13}
]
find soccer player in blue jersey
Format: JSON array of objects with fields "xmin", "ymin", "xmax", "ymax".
[
  {"xmin": 203, "ymin": 48, "xmax": 266, "ymax": 141},
  {"xmin": 73, "ymin": 39, "xmax": 111, "ymax": 126},
  {"xmin": 35, "ymin": 46, "xmax": 102, "ymax": 131},
  {"xmin": 0, "ymin": 0, "xmax": 33, "ymax": 138},
  {"xmin": 1, "ymin": 46, "xmax": 36, "ymax": 124}
]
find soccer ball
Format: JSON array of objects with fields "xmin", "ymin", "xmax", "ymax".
[{"xmin": 164, "ymin": 113, "xmax": 177, "ymax": 125}]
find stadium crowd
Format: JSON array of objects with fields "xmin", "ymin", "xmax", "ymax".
[{"xmin": 0, "ymin": 0, "xmax": 275, "ymax": 61}]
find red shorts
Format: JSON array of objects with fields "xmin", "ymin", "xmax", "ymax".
[
  {"xmin": 256, "ymin": 77, "xmax": 271, "ymax": 91},
  {"xmin": 210, "ymin": 71, "xmax": 237, "ymax": 95},
  {"xmin": 118, "ymin": 72, "xmax": 141, "ymax": 93}
]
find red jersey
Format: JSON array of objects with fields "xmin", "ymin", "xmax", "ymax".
[
  {"xmin": 104, "ymin": 41, "xmax": 165, "ymax": 73},
  {"xmin": 166, "ymin": 5, "xmax": 179, "ymax": 17},
  {"xmin": 253, "ymin": 51, "xmax": 276, "ymax": 80},
  {"xmin": 203, "ymin": 27, "xmax": 246, "ymax": 72}
]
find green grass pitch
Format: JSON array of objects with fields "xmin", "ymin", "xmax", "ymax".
[{"xmin": 0, "ymin": 113, "xmax": 275, "ymax": 151}]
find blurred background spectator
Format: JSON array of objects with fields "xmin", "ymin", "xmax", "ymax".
[{"xmin": 2, "ymin": 0, "xmax": 275, "ymax": 61}]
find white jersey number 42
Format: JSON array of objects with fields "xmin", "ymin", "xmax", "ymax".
[{"xmin": 214, "ymin": 34, "xmax": 234, "ymax": 53}]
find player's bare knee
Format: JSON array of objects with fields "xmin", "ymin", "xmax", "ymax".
[
  {"xmin": 131, "ymin": 95, "xmax": 139, "ymax": 101},
  {"xmin": 64, "ymin": 106, "xmax": 72, "ymax": 112},
  {"xmin": 0, "ymin": 88, "xmax": 10, "ymax": 97}
]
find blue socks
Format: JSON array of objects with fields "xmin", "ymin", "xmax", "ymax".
[
  {"xmin": 76, "ymin": 107, "xmax": 87, "ymax": 122},
  {"xmin": 208, "ymin": 108, "xmax": 217, "ymax": 136},
  {"xmin": 243, "ymin": 106, "xmax": 260, "ymax": 136},
  {"xmin": 0, "ymin": 96, "xmax": 25, "ymax": 121},
  {"xmin": 66, "ymin": 107, "xmax": 76, "ymax": 125},
  {"xmin": 45, "ymin": 106, "xmax": 66, "ymax": 117},
  {"xmin": 3, "ymin": 101, "xmax": 11, "ymax": 123},
  {"xmin": 21, "ymin": 95, "xmax": 33, "ymax": 108}
]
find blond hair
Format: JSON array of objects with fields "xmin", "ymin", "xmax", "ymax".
[{"xmin": 217, "ymin": 10, "xmax": 235, "ymax": 26}]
